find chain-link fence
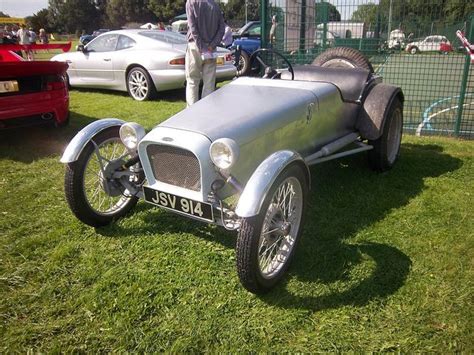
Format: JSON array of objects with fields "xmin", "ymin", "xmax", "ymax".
[{"xmin": 259, "ymin": 0, "xmax": 474, "ymax": 138}]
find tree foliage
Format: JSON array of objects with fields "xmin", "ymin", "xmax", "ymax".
[
  {"xmin": 104, "ymin": 0, "xmax": 157, "ymax": 28},
  {"xmin": 351, "ymin": 3, "xmax": 378, "ymax": 26},
  {"xmin": 315, "ymin": 2, "xmax": 341, "ymax": 23},
  {"xmin": 26, "ymin": 9, "xmax": 52, "ymax": 31},
  {"xmin": 147, "ymin": 0, "xmax": 186, "ymax": 23},
  {"xmin": 48, "ymin": 0, "xmax": 101, "ymax": 33},
  {"xmin": 222, "ymin": 0, "xmax": 260, "ymax": 24}
]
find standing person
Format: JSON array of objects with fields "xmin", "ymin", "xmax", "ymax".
[
  {"xmin": 39, "ymin": 29, "xmax": 49, "ymax": 44},
  {"xmin": 17, "ymin": 24, "xmax": 34, "ymax": 60},
  {"xmin": 221, "ymin": 20, "xmax": 233, "ymax": 48},
  {"xmin": 269, "ymin": 15, "xmax": 278, "ymax": 47},
  {"xmin": 29, "ymin": 28, "xmax": 37, "ymax": 43},
  {"xmin": 185, "ymin": 0, "xmax": 225, "ymax": 106}
]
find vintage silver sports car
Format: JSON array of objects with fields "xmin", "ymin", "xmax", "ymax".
[
  {"xmin": 60, "ymin": 47, "xmax": 404, "ymax": 294},
  {"xmin": 51, "ymin": 30, "xmax": 236, "ymax": 101}
]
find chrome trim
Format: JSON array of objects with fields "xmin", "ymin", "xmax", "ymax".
[
  {"xmin": 235, "ymin": 150, "xmax": 309, "ymax": 218},
  {"xmin": 60, "ymin": 118, "xmax": 125, "ymax": 163}
]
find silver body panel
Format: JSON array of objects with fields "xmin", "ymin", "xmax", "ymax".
[
  {"xmin": 159, "ymin": 77, "xmax": 350, "ymax": 186},
  {"xmin": 235, "ymin": 150, "xmax": 307, "ymax": 217},
  {"xmin": 51, "ymin": 29, "xmax": 236, "ymax": 93},
  {"xmin": 137, "ymin": 77, "xmax": 352, "ymax": 207},
  {"xmin": 60, "ymin": 118, "xmax": 125, "ymax": 163}
]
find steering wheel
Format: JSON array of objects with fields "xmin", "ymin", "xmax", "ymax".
[{"xmin": 249, "ymin": 48, "xmax": 294, "ymax": 80}]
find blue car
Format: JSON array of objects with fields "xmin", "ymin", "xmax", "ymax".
[
  {"xmin": 231, "ymin": 21, "xmax": 261, "ymax": 75},
  {"xmin": 79, "ymin": 29, "xmax": 110, "ymax": 45}
]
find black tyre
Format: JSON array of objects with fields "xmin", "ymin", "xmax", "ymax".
[
  {"xmin": 65, "ymin": 126, "xmax": 143, "ymax": 227},
  {"xmin": 409, "ymin": 46, "xmax": 419, "ymax": 55},
  {"xmin": 236, "ymin": 50, "xmax": 250, "ymax": 76},
  {"xmin": 368, "ymin": 98, "xmax": 403, "ymax": 172},
  {"xmin": 312, "ymin": 46, "xmax": 374, "ymax": 72},
  {"xmin": 236, "ymin": 164, "xmax": 308, "ymax": 293},
  {"xmin": 126, "ymin": 67, "xmax": 157, "ymax": 101}
]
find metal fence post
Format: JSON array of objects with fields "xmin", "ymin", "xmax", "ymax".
[
  {"xmin": 261, "ymin": 0, "xmax": 269, "ymax": 49},
  {"xmin": 454, "ymin": 15, "xmax": 473, "ymax": 136},
  {"xmin": 322, "ymin": 1, "xmax": 328, "ymax": 49}
]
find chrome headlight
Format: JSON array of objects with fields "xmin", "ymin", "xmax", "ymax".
[
  {"xmin": 209, "ymin": 138, "xmax": 239, "ymax": 170},
  {"xmin": 119, "ymin": 122, "xmax": 146, "ymax": 150}
]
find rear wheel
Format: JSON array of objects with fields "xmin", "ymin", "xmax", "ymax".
[
  {"xmin": 368, "ymin": 98, "xmax": 403, "ymax": 172},
  {"xmin": 64, "ymin": 126, "xmax": 144, "ymax": 227},
  {"xmin": 312, "ymin": 47, "xmax": 374, "ymax": 72},
  {"xmin": 127, "ymin": 67, "xmax": 157, "ymax": 101},
  {"xmin": 236, "ymin": 164, "xmax": 307, "ymax": 293}
]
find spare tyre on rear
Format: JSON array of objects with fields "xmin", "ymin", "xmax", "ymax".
[{"xmin": 312, "ymin": 47, "xmax": 374, "ymax": 73}]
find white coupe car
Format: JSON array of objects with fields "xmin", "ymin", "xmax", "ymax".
[{"xmin": 52, "ymin": 30, "xmax": 236, "ymax": 101}]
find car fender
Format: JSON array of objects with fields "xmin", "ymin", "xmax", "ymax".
[
  {"xmin": 235, "ymin": 150, "xmax": 310, "ymax": 218},
  {"xmin": 356, "ymin": 84, "xmax": 404, "ymax": 141},
  {"xmin": 60, "ymin": 118, "xmax": 125, "ymax": 163}
]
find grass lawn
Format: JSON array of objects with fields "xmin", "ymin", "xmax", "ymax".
[{"xmin": 0, "ymin": 88, "xmax": 473, "ymax": 351}]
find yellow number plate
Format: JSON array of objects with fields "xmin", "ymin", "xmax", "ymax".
[
  {"xmin": 216, "ymin": 57, "xmax": 224, "ymax": 65},
  {"xmin": 0, "ymin": 80, "xmax": 19, "ymax": 93}
]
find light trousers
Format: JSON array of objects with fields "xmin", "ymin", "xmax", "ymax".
[{"xmin": 185, "ymin": 42, "xmax": 217, "ymax": 106}]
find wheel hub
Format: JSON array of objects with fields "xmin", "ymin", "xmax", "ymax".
[{"xmin": 99, "ymin": 159, "xmax": 125, "ymax": 197}]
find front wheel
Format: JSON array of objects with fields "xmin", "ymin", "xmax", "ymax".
[
  {"xmin": 64, "ymin": 126, "xmax": 144, "ymax": 227},
  {"xmin": 236, "ymin": 164, "xmax": 308, "ymax": 293}
]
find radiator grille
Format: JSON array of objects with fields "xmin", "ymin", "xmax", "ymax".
[{"xmin": 146, "ymin": 144, "xmax": 201, "ymax": 191}]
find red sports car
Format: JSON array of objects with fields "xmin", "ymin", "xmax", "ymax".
[{"xmin": 0, "ymin": 46, "xmax": 70, "ymax": 129}]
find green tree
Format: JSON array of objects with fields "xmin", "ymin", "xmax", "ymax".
[
  {"xmin": 351, "ymin": 3, "xmax": 379, "ymax": 26},
  {"xmin": 0, "ymin": 11, "xmax": 10, "ymax": 17},
  {"xmin": 105, "ymin": 0, "xmax": 157, "ymax": 28},
  {"xmin": 222, "ymin": 0, "xmax": 260, "ymax": 23},
  {"xmin": 27, "ymin": 9, "xmax": 52, "ymax": 31},
  {"xmin": 315, "ymin": 2, "xmax": 341, "ymax": 23},
  {"xmin": 48, "ymin": 0, "xmax": 101, "ymax": 33},
  {"xmin": 147, "ymin": 0, "xmax": 185, "ymax": 23}
]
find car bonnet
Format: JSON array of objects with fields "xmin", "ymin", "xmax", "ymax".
[{"xmin": 158, "ymin": 77, "xmax": 336, "ymax": 145}]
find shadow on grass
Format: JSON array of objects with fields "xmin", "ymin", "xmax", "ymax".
[
  {"xmin": 71, "ymin": 87, "xmax": 187, "ymax": 102},
  {"xmin": 0, "ymin": 111, "xmax": 98, "ymax": 163},
  {"xmin": 99, "ymin": 143, "xmax": 461, "ymax": 310},
  {"xmin": 260, "ymin": 142, "xmax": 462, "ymax": 309}
]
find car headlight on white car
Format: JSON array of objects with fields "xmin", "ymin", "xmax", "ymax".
[
  {"xmin": 210, "ymin": 138, "xmax": 240, "ymax": 170},
  {"xmin": 119, "ymin": 122, "xmax": 146, "ymax": 150}
]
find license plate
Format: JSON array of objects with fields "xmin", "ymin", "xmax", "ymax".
[
  {"xmin": 143, "ymin": 186, "xmax": 214, "ymax": 222},
  {"xmin": 0, "ymin": 80, "xmax": 19, "ymax": 93},
  {"xmin": 216, "ymin": 57, "xmax": 224, "ymax": 65}
]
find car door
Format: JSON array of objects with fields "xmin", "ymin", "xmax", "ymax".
[
  {"xmin": 74, "ymin": 34, "xmax": 119, "ymax": 85},
  {"xmin": 431, "ymin": 36, "xmax": 442, "ymax": 51},
  {"xmin": 421, "ymin": 36, "xmax": 434, "ymax": 51}
]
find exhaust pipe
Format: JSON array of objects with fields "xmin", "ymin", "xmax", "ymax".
[{"xmin": 41, "ymin": 112, "xmax": 53, "ymax": 120}]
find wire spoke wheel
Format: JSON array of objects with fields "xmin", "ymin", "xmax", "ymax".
[
  {"xmin": 236, "ymin": 165, "xmax": 307, "ymax": 293},
  {"xmin": 65, "ymin": 127, "xmax": 143, "ymax": 227},
  {"xmin": 83, "ymin": 137, "xmax": 132, "ymax": 215},
  {"xmin": 257, "ymin": 177, "xmax": 303, "ymax": 278}
]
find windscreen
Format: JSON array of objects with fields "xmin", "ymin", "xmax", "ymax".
[{"xmin": 139, "ymin": 31, "xmax": 187, "ymax": 45}]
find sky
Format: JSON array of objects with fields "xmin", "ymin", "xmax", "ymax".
[{"xmin": 0, "ymin": 0, "xmax": 48, "ymax": 17}]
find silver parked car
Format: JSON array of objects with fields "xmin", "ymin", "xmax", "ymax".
[
  {"xmin": 51, "ymin": 30, "xmax": 236, "ymax": 101},
  {"xmin": 60, "ymin": 47, "xmax": 404, "ymax": 293}
]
